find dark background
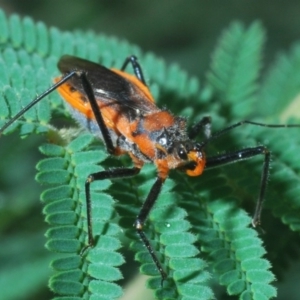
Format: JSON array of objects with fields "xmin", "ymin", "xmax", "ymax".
[{"xmin": 1, "ymin": 1, "xmax": 300, "ymax": 300}]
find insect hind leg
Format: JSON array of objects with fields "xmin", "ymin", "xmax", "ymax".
[{"xmin": 0, "ymin": 72, "xmax": 76, "ymax": 135}]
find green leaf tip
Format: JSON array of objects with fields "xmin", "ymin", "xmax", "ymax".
[{"xmin": 207, "ymin": 21, "xmax": 265, "ymax": 119}]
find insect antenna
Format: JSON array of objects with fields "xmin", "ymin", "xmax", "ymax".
[{"xmin": 199, "ymin": 119, "xmax": 300, "ymax": 150}]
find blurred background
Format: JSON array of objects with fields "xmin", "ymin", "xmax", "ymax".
[
  {"xmin": 1, "ymin": 1, "xmax": 300, "ymax": 77},
  {"xmin": 1, "ymin": 1, "xmax": 300, "ymax": 300}
]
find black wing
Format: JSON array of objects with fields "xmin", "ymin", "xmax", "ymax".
[{"xmin": 58, "ymin": 55, "xmax": 157, "ymax": 116}]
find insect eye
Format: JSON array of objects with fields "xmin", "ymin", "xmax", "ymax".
[{"xmin": 177, "ymin": 146, "xmax": 187, "ymax": 160}]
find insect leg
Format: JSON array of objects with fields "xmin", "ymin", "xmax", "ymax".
[
  {"xmin": 0, "ymin": 72, "xmax": 77, "ymax": 135},
  {"xmin": 206, "ymin": 146, "xmax": 271, "ymax": 227},
  {"xmin": 81, "ymin": 167, "xmax": 141, "ymax": 254},
  {"xmin": 83, "ymin": 168, "xmax": 167, "ymax": 282},
  {"xmin": 188, "ymin": 116, "xmax": 212, "ymax": 139},
  {"xmin": 0, "ymin": 68, "xmax": 123, "ymax": 157},
  {"xmin": 121, "ymin": 55, "xmax": 147, "ymax": 85},
  {"xmin": 134, "ymin": 176, "xmax": 167, "ymax": 282}
]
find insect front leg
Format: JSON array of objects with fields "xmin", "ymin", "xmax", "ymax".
[
  {"xmin": 188, "ymin": 116, "xmax": 212, "ymax": 139},
  {"xmin": 205, "ymin": 146, "xmax": 271, "ymax": 227},
  {"xmin": 81, "ymin": 167, "xmax": 141, "ymax": 254}
]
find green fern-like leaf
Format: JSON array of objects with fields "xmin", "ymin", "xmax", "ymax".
[
  {"xmin": 259, "ymin": 43, "xmax": 300, "ymax": 120},
  {"xmin": 203, "ymin": 200, "xmax": 276, "ymax": 299},
  {"xmin": 206, "ymin": 21, "xmax": 265, "ymax": 119},
  {"xmin": 38, "ymin": 133, "xmax": 123, "ymax": 299}
]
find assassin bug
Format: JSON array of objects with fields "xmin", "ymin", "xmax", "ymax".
[{"xmin": 1, "ymin": 55, "xmax": 300, "ymax": 282}]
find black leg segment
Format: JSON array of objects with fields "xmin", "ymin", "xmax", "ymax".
[
  {"xmin": 134, "ymin": 177, "xmax": 167, "ymax": 281},
  {"xmin": 82, "ymin": 167, "xmax": 167, "ymax": 281},
  {"xmin": 121, "ymin": 55, "xmax": 147, "ymax": 85},
  {"xmin": 82, "ymin": 166, "xmax": 141, "ymax": 254},
  {"xmin": 188, "ymin": 116, "xmax": 212, "ymax": 139},
  {"xmin": 78, "ymin": 71, "xmax": 115, "ymax": 154},
  {"xmin": 0, "ymin": 72, "xmax": 76, "ymax": 135}
]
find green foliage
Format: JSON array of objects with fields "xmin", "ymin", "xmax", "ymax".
[
  {"xmin": 1, "ymin": 8, "xmax": 300, "ymax": 300},
  {"xmin": 259, "ymin": 43, "xmax": 300, "ymax": 118},
  {"xmin": 38, "ymin": 134, "xmax": 123, "ymax": 299},
  {"xmin": 207, "ymin": 21, "xmax": 265, "ymax": 119}
]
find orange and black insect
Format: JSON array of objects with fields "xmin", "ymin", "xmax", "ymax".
[{"xmin": 1, "ymin": 55, "xmax": 300, "ymax": 282}]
